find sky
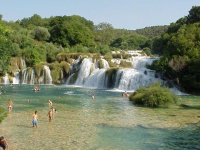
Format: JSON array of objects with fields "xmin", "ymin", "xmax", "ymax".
[{"xmin": 1, "ymin": 0, "xmax": 200, "ymax": 30}]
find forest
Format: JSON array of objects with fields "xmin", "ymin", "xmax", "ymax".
[{"xmin": 0, "ymin": 6, "xmax": 199, "ymax": 94}]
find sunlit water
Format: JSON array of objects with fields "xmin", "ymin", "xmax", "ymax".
[{"xmin": 0, "ymin": 85, "xmax": 199, "ymax": 150}]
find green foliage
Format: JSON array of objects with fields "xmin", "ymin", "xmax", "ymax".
[
  {"xmin": 112, "ymin": 53, "xmax": 132, "ymax": 59},
  {"xmin": 187, "ymin": 6, "xmax": 200, "ymax": 24},
  {"xmin": 151, "ymin": 6, "xmax": 200, "ymax": 93},
  {"xmin": 0, "ymin": 21, "xmax": 13, "ymax": 73},
  {"xmin": 0, "ymin": 107, "xmax": 7, "ymax": 123},
  {"xmin": 129, "ymin": 82, "xmax": 177, "ymax": 108},
  {"xmin": 60, "ymin": 61, "xmax": 70, "ymax": 74},
  {"xmin": 110, "ymin": 33, "xmax": 147, "ymax": 50},
  {"xmin": 34, "ymin": 64, "xmax": 44, "ymax": 77},
  {"xmin": 31, "ymin": 26, "xmax": 50, "ymax": 41},
  {"xmin": 135, "ymin": 26, "xmax": 168, "ymax": 39},
  {"xmin": 119, "ymin": 60, "xmax": 132, "ymax": 68},
  {"xmin": 49, "ymin": 15, "xmax": 95, "ymax": 47},
  {"xmin": 56, "ymin": 53, "xmax": 82, "ymax": 63},
  {"xmin": 49, "ymin": 62, "xmax": 63, "ymax": 84}
]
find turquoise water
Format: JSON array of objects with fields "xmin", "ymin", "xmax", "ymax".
[{"xmin": 0, "ymin": 85, "xmax": 199, "ymax": 150}]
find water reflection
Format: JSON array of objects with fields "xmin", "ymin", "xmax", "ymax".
[{"xmin": 0, "ymin": 85, "xmax": 199, "ymax": 149}]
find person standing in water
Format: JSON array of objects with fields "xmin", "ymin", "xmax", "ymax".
[
  {"xmin": 0, "ymin": 136, "xmax": 9, "ymax": 150},
  {"xmin": 92, "ymin": 94, "xmax": 95, "ymax": 100},
  {"xmin": 48, "ymin": 100, "xmax": 52, "ymax": 106},
  {"xmin": 7, "ymin": 99, "xmax": 13, "ymax": 113},
  {"xmin": 32, "ymin": 111, "xmax": 38, "ymax": 128},
  {"xmin": 47, "ymin": 108, "xmax": 54, "ymax": 122}
]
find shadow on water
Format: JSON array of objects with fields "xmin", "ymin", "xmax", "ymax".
[{"xmin": 179, "ymin": 104, "xmax": 200, "ymax": 110}]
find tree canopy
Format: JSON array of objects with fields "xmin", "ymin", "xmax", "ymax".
[{"xmin": 151, "ymin": 6, "xmax": 200, "ymax": 93}]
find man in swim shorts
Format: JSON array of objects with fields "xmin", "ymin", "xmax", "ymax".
[{"xmin": 32, "ymin": 111, "xmax": 38, "ymax": 128}]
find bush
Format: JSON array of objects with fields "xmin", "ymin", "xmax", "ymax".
[
  {"xmin": 0, "ymin": 107, "xmax": 7, "ymax": 123},
  {"xmin": 129, "ymin": 82, "xmax": 177, "ymax": 108}
]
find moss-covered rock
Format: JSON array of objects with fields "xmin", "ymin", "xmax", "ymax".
[
  {"xmin": 49, "ymin": 62, "xmax": 63, "ymax": 84},
  {"xmin": 60, "ymin": 61, "xmax": 71, "ymax": 74},
  {"xmin": 119, "ymin": 60, "xmax": 133, "ymax": 68},
  {"xmin": 34, "ymin": 64, "xmax": 44, "ymax": 78}
]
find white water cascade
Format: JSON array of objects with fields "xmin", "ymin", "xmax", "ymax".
[
  {"xmin": 3, "ymin": 73, "xmax": 10, "ymax": 84},
  {"xmin": 43, "ymin": 65, "xmax": 52, "ymax": 84},
  {"xmin": 1, "ymin": 55, "xmax": 163, "ymax": 92},
  {"xmin": 75, "ymin": 58, "xmax": 95, "ymax": 85},
  {"xmin": 73, "ymin": 56, "xmax": 162, "ymax": 91},
  {"xmin": 12, "ymin": 71, "xmax": 20, "ymax": 84},
  {"xmin": 21, "ymin": 69, "xmax": 35, "ymax": 84}
]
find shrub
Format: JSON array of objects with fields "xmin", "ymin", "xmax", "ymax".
[
  {"xmin": 129, "ymin": 82, "xmax": 177, "ymax": 108},
  {"xmin": 0, "ymin": 107, "xmax": 7, "ymax": 123},
  {"xmin": 119, "ymin": 60, "xmax": 133, "ymax": 68}
]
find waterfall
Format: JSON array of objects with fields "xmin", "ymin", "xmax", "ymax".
[
  {"xmin": 130, "ymin": 56, "xmax": 156, "ymax": 70},
  {"xmin": 0, "ymin": 55, "xmax": 164, "ymax": 91},
  {"xmin": 3, "ymin": 73, "xmax": 10, "ymax": 84},
  {"xmin": 21, "ymin": 68, "xmax": 35, "ymax": 84},
  {"xmin": 21, "ymin": 58, "xmax": 27, "ymax": 70},
  {"xmin": 66, "ymin": 73, "xmax": 75, "ymax": 84},
  {"xmin": 43, "ymin": 65, "xmax": 52, "ymax": 84},
  {"xmin": 13, "ymin": 71, "xmax": 20, "ymax": 84},
  {"xmin": 116, "ymin": 68, "xmax": 161, "ymax": 91},
  {"xmin": 100, "ymin": 59, "xmax": 110, "ymax": 68},
  {"xmin": 84, "ymin": 69, "xmax": 107, "ymax": 88},
  {"xmin": 72, "ymin": 56, "xmax": 163, "ymax": 91},
  {"xmin": 75, "ymin": 58, "xmax": 95, "ymax": 85}
]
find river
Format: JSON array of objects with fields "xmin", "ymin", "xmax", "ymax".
[{"xmin": 0, "ymin": 84, "xmax": 199, "ymax": 149}]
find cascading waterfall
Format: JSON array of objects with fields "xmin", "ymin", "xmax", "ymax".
[
  {"xmin": 84, "ymin": 69, "xmax": 107, "ymax": 88},
  {"xmin": 1, "ymin": 55, "xmax": 164, "ymax": 92},
  {"xmin": 73, "ymin": 56, "xmax": 162, "ymax": 91},
  {"xmin": 43, "ymin": 65, "xmax": 52, "ymax": 84},
  {"xmin": 21, "ymin": 68, "xmax": 35, "ymax": 84},
  {"xmin": 75, "ymin": 58, "xmax": 95, "ymax": 85},
  {"xmin": 13, "ymin": 71, "xmax": 20, "ymax": 84},
  {"xmin": 3, "ymin": 73, "xmax": 10, "ymax": 84}
]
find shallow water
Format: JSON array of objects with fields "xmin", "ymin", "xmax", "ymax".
[{"xmin": 0, "ymin": 85, "xmax": 199, "ymax": 150}]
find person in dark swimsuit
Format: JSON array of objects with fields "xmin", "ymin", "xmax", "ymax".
[{"xmin": 0, "ymin": 136, "xmax": 8, "ymax": 150}]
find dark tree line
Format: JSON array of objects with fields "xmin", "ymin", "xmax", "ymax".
[{"xmin": 150, "ymin": 6, "xmax": 200, "ymax": 94}]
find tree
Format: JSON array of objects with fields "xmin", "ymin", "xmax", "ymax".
[
  {"xmin": 95, "ymin": 22, "xmax": 114, "ymax": 45},
  {"xmin": 0, "ymin": 21, "xmax": 13, "ymax": 73},
  {"xmin": 31, "ymin": 26, "xmax": 50, "ymax": 41},
  {"xmin": 187, "ymin": 6, "xmax": 200, "ymax": 24}
]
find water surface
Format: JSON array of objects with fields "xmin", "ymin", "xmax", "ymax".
[{"xmin": 0, "ymin": 85, "xmax": 199, "ymax": 150}]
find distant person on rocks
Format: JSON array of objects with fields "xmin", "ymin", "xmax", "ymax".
[
  {"xmin": 32, "ymin": 111, "xmax": 38, "ymax": 128},
  {"xmin": 0, "ymin": 136, "xmax": 9, "ymax": 150}
]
